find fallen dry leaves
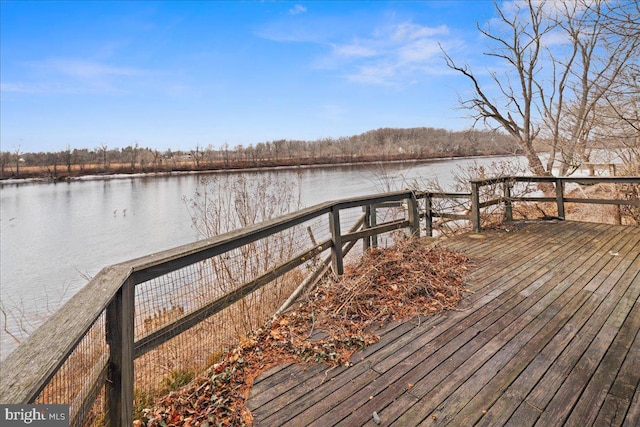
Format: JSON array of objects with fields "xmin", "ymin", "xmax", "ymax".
[{"xmin": 140, "ymin": 238, "xmax": 470, "ymax": 427}]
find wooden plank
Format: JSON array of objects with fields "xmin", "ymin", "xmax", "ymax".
[
  {"xmin": 248, "ymin": 363, "xmax": 326, "ymax": 413},
  {"xmin": 564, "ymin": 197, "xmax": 640, "ymax": 207},
  {"xmin": 248, "ymin": 362, "xmax": 299, "ymax": 402},
  {"xmin": 623, "ymin": 384, "xmax": 640, "ymax": 426},
  {"xmin": 471, "ymin": 182, "xmax": 481, "ymax": 232},
  {"xmin": 434, "ymin": 287, "xmax": 594, "ymax": 425},
  {"xmin": 510, "ymin": 176, "xmax": 640, "ymax": 185},
  {"xmin": 458, "ymin": 222, "xmax": 612, "ymax": 307},
  {"xmin": 568, "ymin": 286, "xmax": 640, "ymax": 426},
  {"xmin": 127, "ymin": 201, "xmax": 335, "ymax": 283},
  {"xmin": 70, "ymin": 353, "xmax": 109, "ymax": 427},
  {"xmin": 259, "ymin": 367, "xmax": 379, "ymax": 426},
  {"xmin": 393, "ymin": 261, "xmax": 610, "ymax": 425},
  {"xmin": 407, "ymin": 192, "xmax": 420, "ymax": 236},
  {"xmin": 541, "ymin": 257, "xmax": 640, "ymax": 426},
  {"xmin": 463, "ymin": 222, "xmax": 609, "ymax": 287},
  {"xmin": 350, "ymin": 317, "xmax": 444, "ymax": 366},
  {"xmin": 594, "ymin": 394, "xmax": 632, "ymax": 427},
  {"xmin": 341, "ymin": 219, "xmax": 408, "ymax": 243},
  {"xmin": 329, "ymin": 206, "xmax": 343, "ymax": 275},
  {"xmin": 251, "ymin": 319, "xmax": 423, "ymax": 425},
  {"xmin": 442, "ymin": 223, "xmax": 578, "ymax": 296},
  {"xmin": 593, "ymin": 302, "xmax": 640, "ymax": 426}
]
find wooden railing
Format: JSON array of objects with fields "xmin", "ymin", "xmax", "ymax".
[
  {"xmin": 0, "ymin": 190, "xmax": 420, "ymax": 426},
  {"xmin": 1, "ymin": 176, "xmax": 637, "ymax": 426},
  {"xmin": 419, "ymin": 176, "xmax": 639, "ymax": 235}
]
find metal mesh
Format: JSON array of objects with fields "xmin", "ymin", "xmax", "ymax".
[
  {"xmin": 79, "ymin": 385, "xmax": 106, "ymax": 427},
  {"xmin": 129, "ymin": 214, "xmax": 335, "ymax": 408},
  {"xmin": 34, "ymin": 313, "xmax": 108, "ymax": 425}
]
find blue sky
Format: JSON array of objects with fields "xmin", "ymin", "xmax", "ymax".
[{"xmin": 1, "ymin": 1, "xmax": 498, "ymax": 153}]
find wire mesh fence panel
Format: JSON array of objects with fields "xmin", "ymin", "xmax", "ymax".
[
  {"xmin": 34, "ymin": 313, "xmax": 108, "ymax": 426},
  {"xmin": 132, "ymin": 268, "xmax": 307, "ymax": 415},
  {"xmin": 79, "ymin": 385, "xmax": 106, "ymax": 427},
  {"xmin": 129, "ymin": 213, "xmax": 337, "ymax": 417}
]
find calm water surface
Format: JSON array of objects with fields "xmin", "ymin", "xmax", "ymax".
[{"xmin": 0, "ymin": 156, "xmax": 523, "ymax": 358}]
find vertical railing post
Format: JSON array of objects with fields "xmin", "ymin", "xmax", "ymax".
[
  {"xmin": 471, "ymin": 181, "xmax": 481, "ymax": 233},
  {"xmin": 407, "ymin": 192, "xmax": 420, "ymax": 237},
  {"xmin": 329, "ymin": 206, "xmax": 343, "ymax": 275},
  {"xmin": 555, "ymin": 178, "xmax": 565, "ymax": 219},
  {"xmin": 503, "ymin": 178, "xmax": 513, "ymax": 223},
  {"xmin": 425, "ymin": 194, "xmax": 433, "ymax": 237},
  {"xmin": 370, "ymin": 204, "xmax": 378, "ymax": 248},
  {"xmin": 106, "ymin": 278, "xmax": 135, "ymax": 427},
  {"xmin": 362, "ymin": 205, "xmax": 371, "ymax": 252}
]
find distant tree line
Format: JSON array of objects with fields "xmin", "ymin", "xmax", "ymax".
[{"xmin": 0, "ymin": 127, "xmax": 519, "ymax": 180}]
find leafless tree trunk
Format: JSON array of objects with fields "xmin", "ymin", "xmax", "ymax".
[
  {"xmin": 100, "ymin": 143, "xmax": 109, "ymax": 172},
  {"xmin": 14, "ymin": 145, "xmax": 22, "ymax": 178}
]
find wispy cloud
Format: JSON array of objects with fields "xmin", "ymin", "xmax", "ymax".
[
  {"xmin": 289, "ymin": 4, "xmax": 307, "ymax": 15},
  {"xmin": 320, "ymin": 22, "xmax": 455, "ymax": 86},
  {"xmin": 332, "ymin": 43, "xmax": 377, "ymax": 58},
  {"xmin": 2, "ymin": 58, "xmax": 155, "ymax": 95},
  {"xmin": 35, "ymin": 58, "xmax": 147, "ymax": 79},
  {"xmin": 258, "ymin": 10, "xmax": 457, "ymax": 86}
]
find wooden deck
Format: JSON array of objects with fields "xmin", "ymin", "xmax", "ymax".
[{"xmin": 247, "ymin": 221, "xmax": 640, "ymax": 426}]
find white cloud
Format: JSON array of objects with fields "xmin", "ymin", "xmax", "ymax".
[
  {"xmin": 3, "ymin": 58, "xmax": 155, "ymax": 95},
  {"xmin": 332, "ymin": 43, "xmax": 378, "ymax": 58},
  {"xmin": 346, "ymin": 62, "xmax": 398, "ymax": 85},
  {"xmin": 327, "ymin": 22, "xmax": 454, "ymax": 86},
  {"xmin": 398, "ymin": 39, "xmax": 441, "ymax": 62},
  {"xmin": 37, "ymin": 59, "xmax": 147, "ymax": 79},
  {"xmin": 391, "ymin": 23, "xmax": 449, "ymax": 42},
  {"xmin": 259, "ymin": 12, "xmax": 458, "ymax": 87},
  {"xmin": 289, "ymin": 4, "xmax": 307, "ymax": 15}
]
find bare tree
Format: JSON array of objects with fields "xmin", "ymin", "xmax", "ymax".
[
  {"xmin": 591, "ymin": 67, "xmax": 640, "ymax": 166},
  {"xmin": 595, "ymin": 1, "xmax": 640, "ymax": 166},
  {"xmin": 0, "ymin": 151, "xmax": 10, "ymax": 179},
  {"xmin": 442, "ymin": 0, "xmax": 555, "ymax": 176},
  {"xmin": 65, "ymin": 145, "xmax": 72, "ymax": 174},
  {"xmin": 130, "ymin": 142, "xmax": 139, "ymax": 171},
  {"xmin": 14, "ymin": 144, "xmax": 22, "ymax": 178},
  {"xmin": 191, "ymin": 143, "xmax": 204, "ymax": 168},
  {"xmin": 443, "ymin": 0, "xmax": 639, "ymax": 176},
  {"xmin": 99, "ymin": 143, "xmax": 109, "ymax": 172},
  {"xmin": 539, "ymin": 0, "xmax": 640, "ymax": 174}
]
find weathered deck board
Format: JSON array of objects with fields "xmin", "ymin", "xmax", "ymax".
[{"xmin": 246, "ymin": 221, "xmax": 640, "ymax": 426}]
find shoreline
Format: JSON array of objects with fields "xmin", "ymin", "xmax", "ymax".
[{"xmin": 0, "ymin": 153, "xmax": 520, "ymax": 187}]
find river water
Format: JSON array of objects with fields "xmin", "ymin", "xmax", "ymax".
[{"xmin": 0, "ymin": 155, "xmax": 523, "ymax": 358}]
